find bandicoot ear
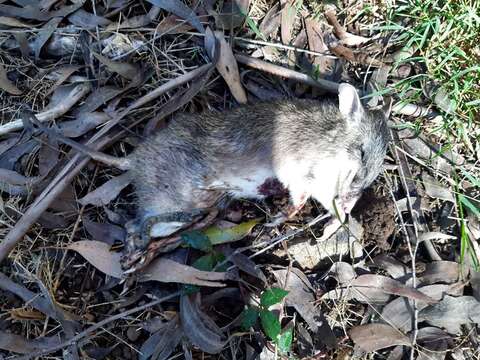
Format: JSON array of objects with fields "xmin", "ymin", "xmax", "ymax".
[{"xmin": 338, "ymin": 83, "xmax": 364, "ymax": 122}]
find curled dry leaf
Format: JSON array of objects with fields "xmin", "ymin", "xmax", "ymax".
[
  {"xmin": 180, "ymin": 294, "xmax": 226, "ymax": 354},
  {"xmin": 419, "ymin": 295, "xmax": 480, "ymax": 334},
  {"xmin": 139, "ymin": 257, "xmax": 228, "ymax": 287},
  {"xmin": 146, "ymin": 0, "xmax": 204, "ymax": 33},
  {"xmin": 67, "ymin": 240, "xmax": 124, "ymax": 278},
  {"xmin": 0, "ymin": 64, "xmax": 22, "ymax": 95},
  {"xmin": 205, "ymin": 29, "xmax": 247, "ymax": 104},
  {"xmin": 92, "ymin": 52, "xmax": 139, "ymax": 80},
  {"xmin": 349, "ymin": 324, "xmax": 410, "ymax": 353},
  {"xmin": 0, "ymin": 331, "xmax": 61, "ymax": 354},
  {"xmin": 78, "ymin": 172, "xmax": 132, "ymax": 206}
]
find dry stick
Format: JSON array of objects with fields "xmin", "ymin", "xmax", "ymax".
[
  {"xmin": 0, "ymin": 82, "xmax": 91, "ymax": 136},
  {"xmin": 0, "ymin": 63, "xmax": 213, "ymax": 264},
  {"xmin": 12, "ymin": 291, "xmax": 181, "ymax": 360},
  {"xmin": 234, "ymin": 54, "xmax": 340, "ymax": 93}
]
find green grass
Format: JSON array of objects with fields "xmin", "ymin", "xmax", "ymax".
[
  {"xmin": 385, "ymin": 0, "xmax": 480, "ymax": 264},
  {"xmin": 385, "ymin": 0, "xmax": 480, "ymax": 150}
]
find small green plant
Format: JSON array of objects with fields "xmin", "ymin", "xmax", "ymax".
[{"xmin": 241, "ymin": 287, "xmax": 293, "ymax": 353}]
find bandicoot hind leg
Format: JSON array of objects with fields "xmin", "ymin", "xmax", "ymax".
[{"xmin": 122, "ymin": 208, "xmax": 219, "ymax": 272}]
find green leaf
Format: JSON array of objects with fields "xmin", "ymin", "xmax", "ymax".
[
  {"xmin": 181, "ymin": 230, "xmax": 212, "ymax": 252},
  {"xmin": 260, "ymin": 288, "xmax": 289, "ymax": 309},
  {"xmin": 192, "ymin": 254, "xmax": 216, "ymax": 271},
  {"xmin": 459, "ymin": 194, "xmax": 480, "ymax": 217},
  {"xmin": 260, "ymin": 310, "xmax": 281, "ymax": 340},
  {"xmin": 241, "ymin": 307, "xmax": 259, "ymax": 330},
  {"xmin": 277, "ymin": 327, "xmax": 293, "ymax": 353},
  {"xmin": 204, "ymin": 219, "xmax": 259, "ymax": 245}
]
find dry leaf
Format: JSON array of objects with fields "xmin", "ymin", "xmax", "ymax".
[
  {"xmin": 139, "ymin": 318, "xmax": 183, "ymax": 360},
  {"xmin": 67, "ymin": 240, "xmax": 124, "ymax": 278},
  {"xmin": 421, "ymin": 172, "xmax": 454, "ymax": 202},
  {"xmin": 0, "ymin": 64, "xmax": 22, "ymax": 95},
  {"xmin": 327, "ymin": 262, "xmax": 357, "ymax": 285},
  {"xmin": 324, "ymin": 7, "xmax": 370, "ymax": 46},
  {"xmin": 139, "ymin": 257, "xmax": 227, "ymax": 287},
  {"xmin": 380, "ymin": 284, "xmax": 462, "ymax": 332},
  {"xmin": 305, "ymin": 18, "xmax": 335, "ymax": 77},
  {"xmin": 76, "ymin": 86, "xmax": 125, "ymax": 114},
  {"xmin": 155, "ymin": 15, "xmax": 193, "ymax": 34},
  {"xmin": 370, "ymin": 254, "xmax": 410, "ymax": 279},
  {"xmin": 57, "ymin": 112, "xmax": 111, "ymax": 138},
  {"xmin": 419, "ymin": 295, "xmax": 480, "ymax": 334},
  {"xmin": 216, "ymin": 0, "xmax": 249, "ymax": 29},
  {"xmin": 273, "ymin": 268, "xmax": 337, "ymax": 348},
  {"xmin": 83, "ymin": 218, "xmax": 126, "ymax": 245},
  {"xmin": 206, "ymin": 29, "xmax": 247, "ymax": 104},
  {"xmin": 32, "ymin": 16, "xmax": 62, "ymax": 59},
  {"xmin": 78, "ymin": 172, "xmax": 132, "ymax": 206},
  {"xmin": 68, "ymin": 9, "xmax": 111, "ymax": 29},
  {"xmin": 146, "ymin": 0, "xmax": 204, "ymax": 33},
  {"xmin": 416, "ymin": 261, "xmax": 463, "ymax": 286},
  {"xmin": 353, "ymin": 275, "xmax": 437, "ymax": 303},
  {"xmin": 180, "ymin": 294, "xmax": 226, "ymax": 353},
  {"xmin": 280, "ymin": 0, "xmax": 296, "ymax": 45},
  {"xmin": 45, "ymin": 65, "xmax": 81, "ymax": 97},
  {"xmin": 0, "ymin": 15, "xmax": 31, "ymax": 27},
  {"xmin": 349, "ymin": 324, "xmax": 410, "ymax": 353},
  {"xmin": 0, "ymin": 331, "xmax": 61, "ymax": 354},
  {"xmin": 92, "ymin": 52, "xmax": 139, "ymax": 80},
  {"xmin": 259, "ymin": 3, "xmax": 281, "ymax": 39}
]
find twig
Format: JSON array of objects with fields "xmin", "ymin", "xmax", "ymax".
[
  {"xmin": 12, "ymin": 291, "xmax": 181, "ymax": 360},
  {"xmin": 0, "ymin": 63, "xmax": 213, "ymax": 264},
  {"xmin": 185, "ymin": 31, "xmax": 338, "ymax": 59},
  {"xmin": 234, "ymin": 54, "xmax": 339, "ymax": 93},
  {"xmin": 0, "ymin": 82, "xmax": 91, "ymax": 136},
  {"xmin": 249, "ymin": 214, "xmax": 330, "ymax": 258}
]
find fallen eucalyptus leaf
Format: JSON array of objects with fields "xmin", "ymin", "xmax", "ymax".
[
  {"xmin": 349, "ymin": 324, "xmax": 410, "ymax": 353},
  {"xmin": 180, "ymin": 294, "xmax": 226, "ymax": 353},
  {"xmin": 78, "ymin": 172, "xmax": 132, "ymax": 206},
  {"xmin": 204, "ymin": 219, "xmax": 258, "ymax": 245},
  {"xmin": 419, "ymin": 295, "xmax": 480, "ymax": 334},
  {"xmin": 140, "ymin": 258, "xmax": 228, "ymax": 287},
  {"xmin": 0, "ymin": 64, "xmax": 22, "ymax": 95},
  {"xmin": 67, "ymin": 240, "xmax": 124, "ymax": 278}
]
